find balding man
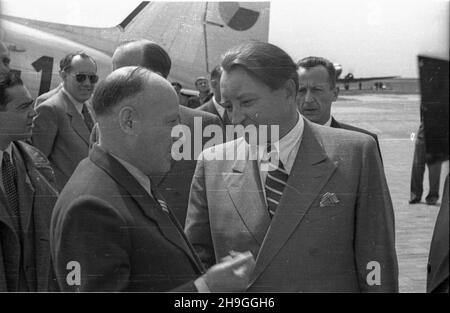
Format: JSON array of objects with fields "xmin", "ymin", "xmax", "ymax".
[
  {"xmin": 104, "ymin": 39, "xmax": 221, "ymax": 226},
  {"xmin": 50, "ymin": 67, "xmax": 255, "ymax": 292}
]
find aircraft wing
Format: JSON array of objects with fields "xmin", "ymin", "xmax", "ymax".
[{"xmin": 338, "ymin": 75, "xmax": 399, "ymax": 83}]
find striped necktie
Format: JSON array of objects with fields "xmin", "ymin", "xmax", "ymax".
[{"xmin": 264, "ymin": 150, "xmax": 289, "ymax": 218}]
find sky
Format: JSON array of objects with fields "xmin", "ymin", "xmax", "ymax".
[{"xmin": 1, "ymin": 0, "xmax": 448, "ymax": 78}]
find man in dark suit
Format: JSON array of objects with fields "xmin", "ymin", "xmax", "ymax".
[
  {"xmin": 187, "ymin": 77, "xmax": 214, "ymax": 109},
  {"xmin": 427, "ymin": 174, "xmax": 449, "ymax": 292},
  {"xmin": 185, "ymin": 41, "xmax": 398, "ymax": 292},
  {"xmin": 50, "ymin": 66, "xmax": 255, "ymax": 292},
  {"xmin": 0, "ymin": 72, "xmax": 59, "ymax": 291},
  {"xmin": 198, "ymin": 65, "xmax": 231, "ymax": 127},
  {"xmin": 109, "ymin": 39, "xmax": 221, "ymax": 226},
  {"xmin": 296, "ymin": 56, "xmax": 382, "ymax": 159},
  {"xmin": 31, "ymin": 52, "xmax": 97, "ymax": 191}
]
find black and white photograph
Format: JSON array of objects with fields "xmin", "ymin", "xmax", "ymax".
[{"xmin": 0, "ymin": 0, "xmax": 448, "ymax": 300}]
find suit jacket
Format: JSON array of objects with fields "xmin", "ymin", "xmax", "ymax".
[
  {"xmin": 0, "ymin": 141, "xmax": 59, "ymax": 292},
  {"xmin": 185, "ymin": 119, "xmax": 398, "ymax": 292},
  {"xmin": 427, "ymin": 175, "xmax": 449, "ymax": 293},
  {"xmin": 50, "ymin": 145, "xmax": 204, "ymax": 291},
  {"xmin": 32, "ymin": 89, "xmax": 93, "ymax": 191},
  {"xmin": 156, "ymin": 106, "xmax": 221, "ymax": 227},
  {"xmin": 34, "ymin": 84, "xmax": 63, "ymax": 108},
  {"xmin": 331, "ymin": 117, "xmax": 383, "ymax": 162}
]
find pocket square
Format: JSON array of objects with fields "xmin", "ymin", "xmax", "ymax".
[{"xmin": 319, "ymin": 192, "xmax": 339, "ymax": 207}]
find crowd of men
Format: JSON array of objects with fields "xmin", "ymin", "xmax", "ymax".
[{"xmin": 0, "ymin": 38, "xmax": 448, "ymax": 293}]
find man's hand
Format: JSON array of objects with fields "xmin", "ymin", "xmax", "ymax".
[{"xmin": 201, "ymin": 251, "xmax": 255, "ymax": 292}]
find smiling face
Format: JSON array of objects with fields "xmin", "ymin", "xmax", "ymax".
[
  {"xmin": 220, "ymin": 66, "xmax": 296, "ymax": 141},
  {"xmin": 62, "ymin": 55, "xmax": 97, "ymax": 102},
  {"xmin": 0, "ymin": 85, "xmax": 35, "ymax": 142},
  {"xmin": 297, "ymin": 65, "xmax": 338, "ymax": 125}
]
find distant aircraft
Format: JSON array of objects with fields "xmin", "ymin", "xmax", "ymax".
[
  {"xmin": 0, "ymin": 1, "xmax": 270, "ymax": 98},
  {"xmin": 333, "ymin": 63, "xmax": 398, "ymax": 90}
]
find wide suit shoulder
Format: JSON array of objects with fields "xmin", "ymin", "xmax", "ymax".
[
  {"xmin": 186, "ymin": 119, "xmax": 398, "ymax": 292},
  {"xmin": 331, "ymin": 117, "xmax": 383, "ymax": 162},
  {"xmin": 50, "ymin": 145, "xmax": 203, "ymax": 292}
]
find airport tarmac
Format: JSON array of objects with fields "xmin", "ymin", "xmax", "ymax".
[{"xmin": 332, "ymin": 93, "xmax": 448, "ymax": 293}]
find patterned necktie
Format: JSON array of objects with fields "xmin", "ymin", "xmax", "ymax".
[
  {"xmin": 82, "ymin": 103, "xmax": 94, "ymax": 132},
  {"xmin": 2, "ymin": 151, "xmax": 21, "ymax": 230},
  {"xmin": 264, "ymin": 147, "xmax": 289, "ymax": 218}
]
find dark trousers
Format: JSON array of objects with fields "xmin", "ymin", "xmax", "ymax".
[{"xmin": 410, "ymin": 138, "xmax": 442, "ymax": 200}]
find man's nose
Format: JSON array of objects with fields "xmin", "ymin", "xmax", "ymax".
[
  {"xmin": 304, "ymin": 89, "xmax": 314, "ymax": 102},
  {"xmin": 231, "ymin": 105, "xmax": 245, "ymax": 125}
]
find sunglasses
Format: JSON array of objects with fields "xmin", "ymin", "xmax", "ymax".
[{"xmin": 71, "ymin": 73, "xmax": 99, "ymax": 84}]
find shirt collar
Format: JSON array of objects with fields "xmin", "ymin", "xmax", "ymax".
[
  {"xmin": 324, "ymin": 115, "xmax": 333, "ymax": 127},
  {"xmin": 249, "ymin": 111, "xmax": 304, "ymax": 173},
  {"xmin": 275, "ymin": 111, "xmax": 304, "ymax": 169},
  {"xmin": 0, "ymin": 142, "xmax": 14, "ymax": 168},
  {"xmin": 212, "ymin": 97, "xmax": 225, "ymax": 119},
  {"xmin": 110, "ymin": 153, "xmax": 152, "ymax": 197},
  {"xmin": 62, "ymin": 87, "xmax": 84, "ymax": 115}
]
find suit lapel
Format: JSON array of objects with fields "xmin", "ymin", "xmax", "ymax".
[
  {"xmin": 89, "ymin": 145, "xmax": 202, "ymax": 270},
  {"xmin": 12, "ymin": 144, "xmax": 35, "ymax": 234},
  {"xmin": 61, "ymin": 92, "xmax": 90, "ymax": 145},
  {"xmin": 251, "ymin": 120, "xmax": 337, "ymax": 282},
  {"xmin": 223, "ymin": 139, "xmax": 271, "ymax": 245}
]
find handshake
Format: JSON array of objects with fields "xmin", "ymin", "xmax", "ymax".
[{"xmin": 199, "ymin": 251, "xmax": 256, "ymax": 292}]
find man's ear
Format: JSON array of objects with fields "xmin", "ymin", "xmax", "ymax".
[
  {"xmin": 283, "ymin": 78, "xmax": 297, "ymax": 100},
  {"xmin": 118, "ymin": 106, "xmax": 137, "ymax": 136},
  {"xmin": 332, "ymin": 86, "xmax": 339, "ymax": 102},
  {"xmin": 60, "ymin": 70, "xmax": 67, "ymax": 80}
]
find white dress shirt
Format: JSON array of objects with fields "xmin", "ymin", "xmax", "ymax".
[
  {"xmin": 324, "ymin": 115, "xmax": 333, "ymax": 127},
  {"xmin": 62, "ymin": 87, "xmax": 84, "ymax": 116}
]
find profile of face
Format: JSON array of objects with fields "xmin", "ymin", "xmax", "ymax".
[
  {"xmin": 62, "ymin": 55, "xmax": 98, "ymax": 102},
  {"xmin": 195, "ymin": 78, "xmax": 210, "ymax": 93},
  {"xmin": 297, "ymin": 65, "xmax": 338, "ymax": 125},
  {"xmin": 0, "ymin": 85, "xmax": 35, "ymax": 141},
  {"xmin": 0, "ymin": 42, "xmax": 11, "ymax": 75},
  {"xmin": 220, "ymin": 66, "xmax": 294, "ymax": 141},
  {"xmin": 210, "ymin": 77, "xmax": 222, "ymax": 103},
  {"xmin": 130, "ymin": 76, "xmax": 180, "ymax": 176}
]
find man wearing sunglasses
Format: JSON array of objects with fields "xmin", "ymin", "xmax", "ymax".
[
  {"xmin": 32, "ymin": 52, "xmax": 98, "ymax": 191},
  {"xmin": 0, "ymin": 72, "xmax": 59, "ymax": 291}
]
